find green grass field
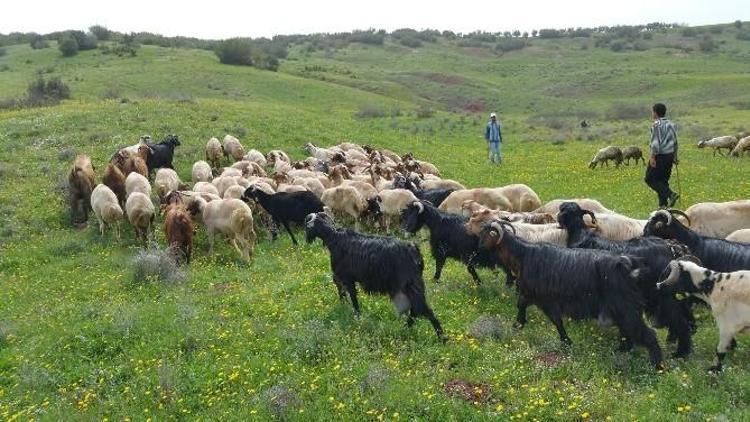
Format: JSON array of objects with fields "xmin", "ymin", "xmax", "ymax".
[{"xmin": 1, "ymin": 23, "xmax": 750, "ymax": 420}]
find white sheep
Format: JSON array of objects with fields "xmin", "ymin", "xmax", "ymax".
[
  {"xmin": 223, "ymin": 185, "xmax": 246, "ymax": 199},
  {"xmin": 192, "ymin": 160, "xmax": 213, "ymax": 183},
  {"xmin": 90, "ymin": 184, "xmax": 124, "ymax": 238},
  {"xmin": 371, "ymin": 189, "xmax": 418, "ymax": 232},
  {"xmin": 585, "ymin": 212, "xmax": 647, "ymax": 241},
  {"xmin": 223, "ymin": 135, "xmax": 246, "ymax": 162},
  {"xmin": 657, "ymin": 259, "xmax": 750, "ymax": 372},
  {"xmin": 465, "ymin": 211, "xmax": 568, "ymax": 245},
  {"xmin": 243, "ymin": 149, "xmax": 267, "ymax": 167},
  {"xmin": 154, "ymin": 168, "xmax": 182, "ymax": 200},
  {"xmin": 533, "ymin": 198, "xmax": 615, "ymax": 216},
  {"xmin": 188, "ymin": 198, "xmax": 256, "ymax": 261},
  {"xmin": 727, "ymin": 229, "xmax": 750, "ymax": 244},
  {"xmin": 438, "ymin": 188, "xmax": 513, "ymax": 215},
  {"xmin": 420, "ymin": 178, "xmax": 466, "ymax": 191},
  {"xmin": 125, "ymin": 192, "xmax": 155, "ymax": 244},
  {"xmin": 730, "ymin": 136, "xmax": 750, "ymax": 157},
  {"xmin": 321, "ymin": 185, "xmax": 368, "ymax": 230},
  {"xmin": 697, "ymin": 135, "xmax": 738, "ymax": 156},
  {"xmin": 684, "ymin": 200, "xmax": 750, "ymax": 238},
  {"xmin": 206, "ymin": 137, "xmax": 223, "ymax": 169},
  {"xmin": 125, "ymin": 172, "xmax": 151, "ymax": 199},
  {"xmin": 212, "ymin": 176, "xmax": 240, "ymax": 197},
  {"xmin": 193, "ymin": 181, "xmax": 220, "ymax": 196}
]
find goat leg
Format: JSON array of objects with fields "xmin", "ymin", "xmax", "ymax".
[
  {"xmin": 466, "ymin": 265, "xmax": 482, "ymax": 285},
  {"xmin": 709, "ymin": 328, "xmax": 735, "ymax": 373},
  {"xmin": 282, "ymin": 221, "xmax": 298, "ymax": 245},
  {"xmin": 433, "ymin": 254, "xmax": 446, "ymax": 282},
  {"xmin": 345, "ymin": 283, "xmax": 360, "ymax": 316},
  {"xmin": 514, "ymin": 294, "xmax": 529, "ymax": 329},
  {"xmin": 540, "ymin": 304, "xmax": 572, "ymax": 345}
]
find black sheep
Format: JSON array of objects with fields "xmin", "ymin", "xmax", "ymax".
[
  {"xmin": 304, "ymin": 212, "xmax": 444, "ymax": 340},
  {"xmin": 242, "ymin": 186, "xmax": 324, "ymax": 245},
  {"xmin": 557, "ymin": 202, "xmax": 695, "ymax": 358},
  {"xmin": 478, "ymin": 221, "xmax": 664, "ymax": 368},
  {"xmin": 643, "ymin": 209, "xmax": 750, "ymax": 272},
  {"xmin": 401, "ymin": 200, "xmax": 501, "ymax": 285},
  {"xmin": 392, "ymin": 174, "xmax": 454, "ymax": 208},
  {"xmin": 145, "ymin": 134, "xmax": 180, "ymax": 175}
]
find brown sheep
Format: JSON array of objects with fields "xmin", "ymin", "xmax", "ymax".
[
  {"xmin": 163, "ymin": 196, "xmax": 193, "ymax": 264},
  {"xmin": 102, "ymin": 163, "xmax": 127, "ymax": 210},
  {"xmin": 68, "ymin": 155, "xmax": 96, "ymax": 225}
]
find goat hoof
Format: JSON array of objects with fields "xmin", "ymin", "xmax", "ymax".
[
  {"xmin": 617, "ymin": 344, "xmax": 633, "ymax": 353},
  {"xmin": 729, "ymin": 339, "xmax": 738, "ymax": 350},
  {"xmin": 655, "ymin": 362, "xmax": 667, "ymax": 372},
  {"xmin": 707, "ymin": 365, "xmax": 722, "ymax": 374},
  {"xmin": 513, "ymin": 322, "xmax": 525, "ymax": 330},
  {"xmin": 561, "ymin": 339, "xmax": 573, "ymax": 346},
  {"xmin": 672, "ymin": 349, "xmax": 690, "ymax": 359}
]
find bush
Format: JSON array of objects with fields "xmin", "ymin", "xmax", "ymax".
[
  {"xmin": 215, "ymin": 38, "xmax": 254, "ymax": 65},
  {"xmin": 78, "ymin": 33, "xmax": 98, "ymax": 50},
  {"xmin": 416, "ymin": 105, "xmax": 435, "ymax": 119},
  {"xmin": 58, "ymin": 35, "xmax": 78, "ymax": 57},
  {"xmin": 30, "ymin": 35, "xmax": 49, "ymax": 49},
  {"xmin": 736, "ymin": 31, "xmax": 750, "ymax": 41},
  {"xmin": 132, "ymin": 248, "xmax": 185, "ymax": 284},
  {"xmin": 469, "ymin": 315, "xmax": 508, "ymax": 341},
  {"xmin": 354, "ymin": 104, "xmax": 386, "ymax": 118},
  {"xmin": 681, "ymin": 27, "xmax": 698, "ymax": 37},
  {"xmin": 89, "ymin": 25, "xmax": 111, "ymax": 41},
  {"xmin": 399, "ymin": 37, "xmax": 422, "ymax": 48},
  {"xmin": 699, "ymin": 35, "xmax": 717, "ymax": 52},
  {"xmin": 495, "ymin": 38, "xmax": 526, "ymax": 52},
  {"xmin": 349, "ymin": 29, "xmax": 386, "ymax": 45},
  {"xmin": 605, "ymin": 102, "xmax": 644, "ymax": 120},
  {"xmin": 609, "ymin": 41, "xmax": 625, "ymax": 52},
  {"xmin": 735, "ymin": 20, "xmax": 743, "ymax": 29},
  {"xmin": 25, "ymin": 76, "xmax": 71, "ymax": 107},
  {"xmin": 538, "ymin": 29, "xmax": 564, "ymax": 39}
]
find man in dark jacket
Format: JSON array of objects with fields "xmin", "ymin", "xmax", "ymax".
[
  {"xmin": 484, "ymin": 112, "xmax": 502, "ymax": 165},
  {"xmin": 645, "ymin": 103, "xmax": 679, "ymax": 208}
]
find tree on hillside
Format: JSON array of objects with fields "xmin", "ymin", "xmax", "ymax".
[
  {"xmin": 89, "ymin": 25, "xmax": 111, "ymax": 41},
  {"xmin": 215, "ymin": 38, "xmax": 254, "ymax": 66},
  {"xmin": 58, "ymin": 34, "xmax": 79, "ymax": 57}
]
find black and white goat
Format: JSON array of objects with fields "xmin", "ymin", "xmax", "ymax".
[
  {"xmin": 402, "ymin": 200, "xmax": 501, "ymax": 285},
  {"xmin": 557, "ymin": 202, "xmax": 695, "ymax": 357},
  {"xmin": 644, "ymin": 209, "xmax": 750, "ymax": 272},
  {"xmin": 242, "ymin": 186, "xmax": 324, "ymax": 245},
  {"xmin": 145, "ymin": 134, "xmax": 181, "ymax": 175},
  {"xmin": 658, "ymin": 259, "xmax": 750, "ymax": 372},
  {"xmin": 304, "ymin": 212, "xmax": 444, "ymax": 340},
  {"xmin": 478, "ymin": 221, "xmax": 665, "ymax": 368}
]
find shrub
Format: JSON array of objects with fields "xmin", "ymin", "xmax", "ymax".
[
  {"xmin": 736, "ymin": 31, "xmax": 750, "ymax": 41},
  {"xmin": 132, "ymin": 247, "xmax": 185, "ymax": 284},
  {"xmin": 58, "ymin": 35, "xmax": 79, "ymax": 57},
  {"xmin": 681, "ymin": 27, "xmax": 698, "ymax": 37},
  {"xmin": 735, "ymin": 20, "xmax": 743, "ymax": 29},
  {"xmin": 538, "ymin": 29, "xmax": 564, "ymax": 39},
  {"xmin": 89, "ymin": 25, "xmax": 111, "ymax": 41},
  {"xmin": 215, "ymin": 38, "xmax": 254, "ymax": 65},
  {"xmin": 416, "ymin": 105, "xmax": 435, "ymax": 119},
  {"xmin": 349, "ymin": 29, "xmax": 385, "ymax": 45},
  {"xmin": 699, "ymin": 35, "xmax": 717, "ymax": 52},
  {"xmin": 78, "ymin": 33, "xmax": 98, "ymax": 50},
  {"xmin": 30, "ymin": 35, "xmax": 49, "ymax": 49},
  {"xmin": 399, "ymin": 37, "xmax": 422, "ymax": 48},
  {"xmin": 260, "ymin": 385, "xmax": 301, "ymax": 419},
  {"xmin": 708, "ymin": 25, "xmax": 724, "ymax": 34},
  {"xmin": 354, "ymin": 104, "xmax": 386, "ymax": 118},
  {"xmin": 495, "ymin": 38, "xmax": 526, "ymax": 52},
  {"xmin": 609, "ymin": 41, "xmax": 625, "ymax": 52},
  {"xmin": 469, "ymin": 315, "xmax": 507, "ymax": 341},
  {"xmin": 605, "ymin": 102, "xmax": 644, "ymax": 120},
  {"xmin": 25, "ymin": 77, "xmax": 71, "ymax": 107}
]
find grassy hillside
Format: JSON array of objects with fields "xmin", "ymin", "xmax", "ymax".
[{"xmin": 1, "ymin": 22, "xmax": 750, "ymax": 420}]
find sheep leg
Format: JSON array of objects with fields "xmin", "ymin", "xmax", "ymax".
[
  {"xmin": 514, "ymin": 294, "xmax": 529, "ymax": 329},
  {"xmin": 98, "ymin": 218, "xmax": 105, "ymax": 236},
  {"xmin": 281, "ymin": 221, "xmax": 298, "ymax": 245},
  {"xmin": 207, "ymin": 227, "xmax": 215, "ymax": 254},
  {"xmin": 230, "ymin": 238, "xmax": 244, "ymax": 260},
  {"xmin": 708, "ymin": 327, "xmax": 735, "ymax": 373},
  {"xmin": 466, "ymin": 265, "xmax": 482, "ymax": 285}
]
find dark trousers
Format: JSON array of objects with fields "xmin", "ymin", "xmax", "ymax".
[{"xmin": 644, "ymin": 153, "xmax": 674, "ymax": 207}]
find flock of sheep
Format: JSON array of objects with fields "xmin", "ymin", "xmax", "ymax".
[
  {"xmin": 66, "ymin": 134, "xmax": 750, "ymax": 373},
  {"xmin": 587, "ymin": 132, "xmax": 750, "ymax": 169}
]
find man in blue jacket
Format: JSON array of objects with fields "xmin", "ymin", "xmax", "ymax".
[{"xmin": 485, "ymin": 112, "xmax": 502, "ymax": 165}]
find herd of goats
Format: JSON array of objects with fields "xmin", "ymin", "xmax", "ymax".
[
  {"xmin": 65, "ymin": 134, "xmax": 750, "ymax": 373},
  {"xmin": 588, "ymin": 132, "xmax": 750, "ymax": 169}
]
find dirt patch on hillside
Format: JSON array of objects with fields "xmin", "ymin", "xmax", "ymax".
[{"xmin": 444, "ymin": 379, "xmax": 492, "ymax": 403}]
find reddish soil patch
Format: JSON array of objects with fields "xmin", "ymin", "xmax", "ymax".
[
  {"xmin": 424, "ymin": 72, "xmax": 465, "ymax": 86},
  {"xmin": 461, "ymin": 100, "xmax": 486, "ymax": 113},
  {"xmin": 534, "ymin": 351, "xmax": 565, "ymax": 367},
  {"xmin": 444, "ymin": 379, "xmax": 492, "ymax": 403}
]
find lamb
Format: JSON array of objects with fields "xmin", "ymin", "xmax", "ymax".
[
  {"xmin": 68, "ymin": 155, "xmax": 96, "ymax": 225},
  {"xmin": 212, "ymin": 176, "xmax": 240, "ymax": 198},
  {"xmin": 232, "ymin": 161, "xmax": 267, "ymax": 178},
  {"xmin": 154, "ymin": 168, "xmax": 183, "ymax": 200},
  {"xmin": 697, "ymin": 135, "xmax": 738, "ymax": 156},
  {"xmin": 366, "ymin": 189, "xmax": 418, "ymax": 232},
  {"xmin": 162, "ymin": 195, "xmax": 193, "ymax": 264},
  {"xmin": 223, "ymin": 185, "xmax": 246, "ymax": 200},
  {"xmin": 438, "ymin": 188, "xmax": 513, "ymax": 215},
  {"xmin": 477, "ymin": 221, "xmax": 664, "ymax": 368},
  {"xmin": 622, "ymin": 145, "xmax": 645, "ymax": 165},
  {"xmin": 125, "ymin": 172, "xmax": 151, "ymax": 199},
  {"xmin": 683, "ymin": 200, "xmax": 750, "ymax": 238},
  {"xmin": 557, "ymin": 201, "xmax": 696, "ymax": 357},
  {"xmin": 187, "ymin": 198, "xmax": 256, "ymax": 261},
  {"xmin": 242, "ymin": 186, "xmax": 324, "ymax": 245},
  {"xmin": 420, "ymin": 178, "xmax": 465, "ymax": 191},
  {"xmin": 304, "ymin": 142, "xmax": 340, "ymax": 163},
  {"xmin": 111, "ymin": 145, "xmax": 149, "ymax": 178},
  {"xmin": 727, "ymin": 229, "xmax": 750, "ymax": 244},
  {"xmin": 193, "ymin": 181, "xmax": 220, "ymax": 197},
  {"xmin": 125, "ymin": 192, "xmax": 155, "ymax": 245},
  {"xmin": 730, "ymin": 136, "xmax": 750, "ymax": 157},
  {"xmin": 589, "ymin": 146, "xmax": 623, "ymax": 169},
  {"xmin": 462, "ymin": 201, "xmax": 555, "ymax": 225},
  {"xmin": 102, "ymin": 163, "xmax": 127, "ymax": 210},
  {"xmin": 242, "ymin": 149, "xmax": 267, "ymax": 167},
  {"xmin": 644, "ymin": 209, "xmax": 750, "ymax": 272},
  {"xmin": 90, "ymin": 184, "xmax": 124, "ymax": 238},
  {"xmin": 192, "ymin": 160, "xmax": 213, "ymax": 183},
  {"xmin": 657, "ymin": 259, "xmax": 750, "ymax": 372},
  {"xmin": 534, "ymin": 198, "xmax": 615, "ymax": 216},
  {"xmin": 206, "ymin": 137, "xmax": 224, "ymax": 169},
  {"xmin": 402, "ymin": 201, "xmax": 501, "ymax": 285},
  {"xmin": 223, "ymin": 135, "xmax": 246, "ymax": 162},
  {"xmin": 292, "ymin": 176, "xmax": 326, "ymax": 198},
  {"xmin": 304, "ymin": 212, "xmax": 444, "ymax": 340},
  {"xmin": 320, "ymin": 185, "xmax": 369, "ymax": 229}
]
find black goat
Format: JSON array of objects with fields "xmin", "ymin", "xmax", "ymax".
[
  {"xmin": 393, "ymin": 174, "xmax": 454, "ymax": 208},
  {"xmin": 145, "ymin": 134, "xmax": 180, "ymax": 175},
  {"xmin": 402, "ymin": 200, "xmax": 501, "ymax": 285},
  {"xmin": 557, "ymin": 202, "xmax": 695, "ymax": 358},
  {"xmin": 304, "ymin": 212, "xmax": 444, "ymax": 340},
  {"xmin": 643, "ymin": 209, "xmax": 750, "ymax": 272},
  {"xmin": 242, "ymin": 186, "xmax": 324, "ymax": 245},
  {"xmin": 478, "ymin": 221, "xmax": 664, "ymax": 368}
]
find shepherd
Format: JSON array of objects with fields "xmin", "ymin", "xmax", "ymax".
[
  {"xmin": 484, "ymin": 112, "xmax": 502, "ymax": 165},
  {"xmin": 645, "ymin": 103, "xmax": 679, "ymax": 208}
]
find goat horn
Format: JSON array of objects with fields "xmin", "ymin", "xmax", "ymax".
[
  {"xmin": 583, "ymin": 210, "xmax": 597, "ymax": 224},
  {"xmin": 414, "ymin": 201, "xmax": 424, "ymax": 214},
  {"xmin": 656, "ymin": 260, "xmax": 682, "ymax": 290},
  {"xmin": 667, "ymin": 209, "xmax": 691, "ymax": 226},
  {"xmin": 498, "ymin": 220, "xmax": 517, "ymax": 235},
  {"xmin": 489, "ymin": 222, "xmax": 505, "ymax": 242},
  {"xmin": 305, "ymin": 213, "xmax": 317, "ymax": 227}
]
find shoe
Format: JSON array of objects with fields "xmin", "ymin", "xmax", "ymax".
[{"xmin": 668, "ymin": 193, "xmax": 680, "ymax": 207}]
